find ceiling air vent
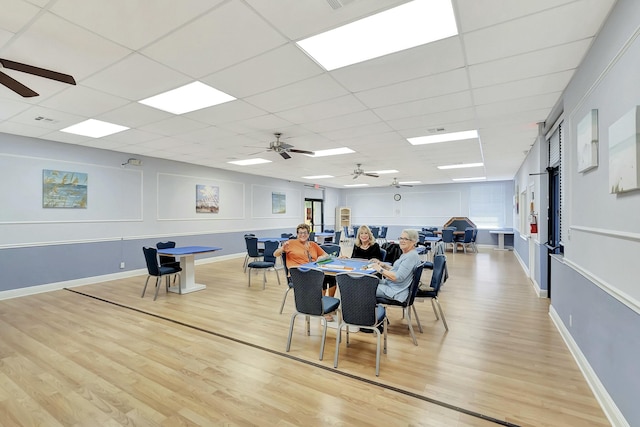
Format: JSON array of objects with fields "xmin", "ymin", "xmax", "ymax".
[{"xmin": 325, "ymin": 0, "xmax": 355, "ymax": 10}]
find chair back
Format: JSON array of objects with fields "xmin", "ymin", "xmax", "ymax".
[
  {"xmin": 320, "ymin": 243, "xmax": 340, "ymax": 257},
  {"xmin": 441, "ymin": 228, "xmax": 455, "ymax": 243},
  {"xmin": 370, "ymin": 226, "xmax": 380, "ymax": 238},
  {"xmin": 289, "ymin": 267, "xmax": 326, "ymax": 315},
  {"xmin": 336, "ymin": 273, "xmax": 380, "ymax": 326},
  {"xmin": 334, "ymin": 230, "xmax": 342, "ymax": 243},
  {"xmin": 309, "ymin": 231, "xmax": 315, "ymax": 242},
  {"xmin": 281, "ymin": 233, "xmax": 293, "ymax": 239},
  {"xmin": 463, "ymin": 227, "xmax": 474, "ymax": 243},
  {"xmin": 156, "ymin": 241, "xmax": 176, "ymax": 265},
  {"xmin": 379, "ymin": 226, "xmax": 388, "ymax": 239},
  {"xmin": 429, "ymin": 255, "xmax": 447, "ymax": 293},
  {"xmin": 379, "ymin": 248, "xmax": 387, "ymax": 262},
  {"xmin": 245, "ymin": 236, "xmax": 261, "ymax": 257},
  {"xmin": 142, "ymin": 247, "xmax": 161, "ymax": 276},
  {"xmin": 471, "ymin": 228, "xmax": 478, "ymax": 242},
  {"xmin": 263, "ymin": 240, "xmax": 279, "ymax": 263},
  {"xmin": 281, "ymin": 252, "xmax": 290, "ymax": 277},
  {"xmin": 405, "ymin": 263, "xmax": 425, "ymax": 307}
]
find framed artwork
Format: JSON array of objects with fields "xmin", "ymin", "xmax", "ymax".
[
  {"xmin": 196, "ymin": 185, "xmax": 219, "ymax": 213},
  {"xmin": 577, "ymin": 109, "xmax": 598, "ymax": 172},
  {"xmin": 272, "ymin": 192, "xmax": 286, "ymax": 214},
  {"xmin": 609, "ymin": 106, "xmax": 640, "ymax": 193},
  {"xmin": 43, "ymin": 169, "xmax": 87, "ymax": 208}
]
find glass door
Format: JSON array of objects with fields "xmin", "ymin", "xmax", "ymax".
[{"xmin": 304, "ymin": 198, "xmax": 324, "ymax": 231}]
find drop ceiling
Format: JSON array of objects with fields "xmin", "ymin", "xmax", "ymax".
[{"xmin": 0, "ymin": 0, "xmax": 616, "ymax": 188}]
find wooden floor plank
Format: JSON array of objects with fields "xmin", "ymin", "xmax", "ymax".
[{"xmin": 0, "ymin": 247, "xmax": 609, "ymax": 426}]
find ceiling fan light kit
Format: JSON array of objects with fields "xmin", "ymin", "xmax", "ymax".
[{"xmin": 263, "ymin": 132, "xmax": 314, "ymax": 160}]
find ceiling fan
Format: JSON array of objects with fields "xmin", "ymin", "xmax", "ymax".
[
  {"xmin": 0, "ymin": 58, "xmax": 76, "ymax": 98},
  {"xmin": 256, "ymin": 132, "xmax": 314, "ymax": 159},
  {"xmin": 390, "ymin": 178, "xmax": 412, "ymax": 188},
  {"xmin": 352, "ymin": 163, "xmax": 379, "ymax": 179}
]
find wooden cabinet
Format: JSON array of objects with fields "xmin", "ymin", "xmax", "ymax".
[{"xmin": 336, "ymin": 207, "xmax": 351, "ymax": 230}]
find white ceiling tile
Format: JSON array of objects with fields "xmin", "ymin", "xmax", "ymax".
[{"xmin": 39, "ymin": 85, "xmax": 130, "ymax": 117}]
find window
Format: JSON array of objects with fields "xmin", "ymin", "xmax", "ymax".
[{"xmin": 469, "ymin": 182, "xmax": 507, "ymax": 228}]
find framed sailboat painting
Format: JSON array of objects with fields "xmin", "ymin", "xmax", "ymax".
[{"xmin": 42, "ymin": 169, "xmax": 88, "ymax": 208}]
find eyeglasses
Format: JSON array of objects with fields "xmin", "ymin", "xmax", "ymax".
[
  {"xmin": 397, "ymin": 237, "xmax": 412, "ymax": 242},
  {"xmin": 297, "ymin": 231, "xmax": 309, "ymax": 235}
]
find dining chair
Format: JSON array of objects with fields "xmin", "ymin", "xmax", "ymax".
[
  {"xmin": 334, "ymin": 272, "xmax": 387, "ymax": 376},
  {"xmin": 416, "ymin": 254, "xmax": 449, "ymax": 331},
  {"xmin": 471, "ymin": 228, "xmax": 479, "ymax": 253},
  {"xmin": 441, "ymin": 228, "xmax": 456, "ymax": 253},
  {"xmin": 379, "ymin": 248, "xmax": 387, "ymax": 262},
  {"xmin": 377, "ymin": 226, "xmax": 388, "ymax": 244},
  {"xmin": 285, "ymin": 267, "xmax": 340, "ymax": 360},
  {"xmin": 459, "ymin": 227, "xmax": 475, "ymax": 253},
  {"xmin": 141, "ymin": 247, "xmax": 182, "ymax": 300},
  {"xmin": 243, "ymin": 236, "xmax": 264, "ymax": 272},
  {"xmin": 156, "ymin": 241, "xmax": 180, "ymax": 286},
  {"xmin": 247, "ymin": 240, "xmax": 281, "ymax": 289},
  {"xmin": 376, "ymin": 263, "xmax": 425, "ymax": 345},
  {"xmin": 343, "ymin": 225, "xmax": 354, "ymax": 244},
  {"xmin": 320, "ymin": 243, "xmax": 341, "ymax": 257},
  {"xmin": 334, "ymin": 230, "xmax": 342, "ymax": 244}
]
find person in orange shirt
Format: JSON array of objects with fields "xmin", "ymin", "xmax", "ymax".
[{"xmin": 274, "ymin": 223, "xmax": 337, "ymax": 316}]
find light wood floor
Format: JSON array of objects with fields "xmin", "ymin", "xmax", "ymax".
[{"xmin": 0, "ymin": 246, "xmax": 610, "ymax": 426}]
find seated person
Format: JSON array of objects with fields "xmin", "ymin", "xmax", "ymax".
[
  {"xmin": 274, "ymin": 223, "xmax": 337, "ymax": 304},
  {"xmin": 370, "ymin": 229, "xmax": 421, "ymax": 303},
  {"xmin": 349, "ymin": 225, "xmax": 382, "ymax": 261}
]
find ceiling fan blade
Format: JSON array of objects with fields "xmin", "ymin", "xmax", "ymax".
[
  {"xmin": 364, "ymin": 173, "xmax": 379, "ymax": 178},
  {"xmin": 0, "ymin": 70, "xmax": 38, "ymax": 97},
  {"xmin": 279, "ymin": 142, "xmax": 293, "ymax": 150},
  {"xmin": 352, "ymin": 174, "xmax": 359, "ymax": 179},
  {"xmin": 279, "ymin": 151, "xmax": 291, "ymax": 160},
  {"xmin": 0, "ymin": 58, "xmax": 76, "ymax": 85},
  {"xmin": 289, "ymin": 149, "xmax": 314, "ymax": 155},
  {"xmin": 247, "ymin": 149, "xmax": 268, "ymax": 156}
]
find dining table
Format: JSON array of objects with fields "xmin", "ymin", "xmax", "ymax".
[
  {"xmin": 156, "ymin": 245, "xmax": 222, "ymax": 294},
  {"xmin": 299, "ymin": 258, "xmax": 378, "ymax": 275}
]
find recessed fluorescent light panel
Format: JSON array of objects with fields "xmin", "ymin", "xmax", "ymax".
[
  {"xmin": 61, "ymin": 119, "xmax": 129, "ymax": 138},
  {"xmin": 303, "ymin": 175, "xmax": 334, "ymax": 179},
  {"xmin": 297, "ymin": 0, "xmax": 457, "ymax": 70},
  {"xmin": 369, "ymin": 169, "xmax": 399, "ymax": 175},
  {"xmin": 139, "ymin": 81, "xmax": 236, "ymax": 114},
  {"xmin": 344, "ymin": 183, "xmax": 369, "ymax": 187},
  {"xmin": 452, "ymin": 177, "xmax": 486, "ymax": 182},
  {"xmin": 438, "ymin": 162, "xmax": 484, "ymax": 170},
  {"xmin": 310, "ymin": 147, "xmax": 355, "ymax": 157},
  {"xmin": 408, "ymin": 130, "xmax": 478, "ymax": 146},
  {"xmin": 228, "ymin": 158, "xmax": 272, "ymax": 166}
]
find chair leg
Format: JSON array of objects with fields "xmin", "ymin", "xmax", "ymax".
[
  {"xmin": 404, "ymin": 307, "xmax": 418, "ymax": 346},
  {"xmin": 153, "ymin": 277, "xmax": 162, "ymax": 301},
  {"xmin": 412, "ymin": 305, "xmax": 423, "ymax": 333},
  {"xmin": 279, "ymin": 287, "xmax": 291, "ymax": 314},
  {"xmin": 374, "ymin": 328, "xmax": 381, "ymax": 376},
  {"xmin": 285, "ymin": 313, "xmax": 298, "ymax": 352},
  {"xmin": 319, "ymin": 317, "xmax": 328, "ymax": 360},
  {"xmin": 434, "ymin": 297, "xmax": 449, "ymax": 331},
  {"xmin": 334, "ymin": 324, "xmax": 343, "ymax": 368},
  {"xmin": 262, "ymin": 270, "xmax": 267, "ymax": 290},
  {"xmin": 431, "ymin": 298, "xmax": 440, "ymax": 320},
  {"xmin": 141, "ymin": 276, "xmax": 151, "ymax": 297}
]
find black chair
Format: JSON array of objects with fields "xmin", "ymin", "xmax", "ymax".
[
  {"xmin": 156, "ymin": 241, "xmax": 180, "ymax": 286},
  {"xmin": 141, "ymin": 247, "xmax": 182, "ymax": 300},
  {"xmin": 471, "ymin": 228, "xmax": 479, "ymax": 253},
  {"xmin": 334, "ymin": 230, "xmax": 342, "ymax": 244},
  {"xmin": 309, "ymin": 231, "xmax": 316, "ymax": 242},
  {"xmin": 376, "ymin": 263, "xmax": 425, "ymax": 345},
  {"xmin": 243, "ymin": 236, "xmax": 264, "ymax": 272},
  {"xmin": 416, "ymin": 254, "xmax": 448, "ymax": 331},
  {"xmin": 379, "ymin": 248, "xmax": 387, "ymax": 262},
  {"xmin": 334, "ymin": 273, "xmax": 387, "ymax": 376},
  {"xmin": 285, "ymin": 267, "xmax": 340, "ymax": 360},
  {"xmin": 458, "ymin": 227, "xmax": 475, "ymax": 254},
  {"xmin": 281, "ymin": 233, "xmax": 293, "ymax": 239},
  {"xmin": 247, "ymin": 240, "xmax": 281, "ymax": 289},
  {"xmin": 378, "ymin": 226, "xmax": 388, "ymax": 244},
  {"xmin": 320, "ymin": 243, "xmax": 341, "ymax": 257},
  {"xmin": 370, "ymin": 226, "xmax": 380, "ymax": 240},
  {"xmin": 441, "ymin": 228, "xmax": 456, "ymax": 253}
]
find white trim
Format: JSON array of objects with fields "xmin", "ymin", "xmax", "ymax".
[
  {"xmin": 570, "ymin": 225, "xmax": 640, "ymax": 242},
  {"xmin": 549, "ymin": 306, "xmax": 629, "ymax": 427}
]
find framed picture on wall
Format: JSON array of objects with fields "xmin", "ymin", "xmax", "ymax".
[
  {"xmin": 196, "ymin": 185, "xmax": 219, "ymax": 213},
  {"xmin": 272, "ymin": 192, "xmax": 286, "ymax": 214},
  {"xmin": 609, "ymin": 106, "xmax": 640, "ymax": 193},
  {"xmin": 42, "ymin": 169, "xmax": 88, "ymax": 208},
  {"xmin": 577, "ymin": 109, "xmax": 598, "ymax": 173}
]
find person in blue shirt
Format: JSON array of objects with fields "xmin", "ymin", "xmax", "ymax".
[{"xmin": 371, "ymin": 229, "xmax": 421, "ymax": 303}]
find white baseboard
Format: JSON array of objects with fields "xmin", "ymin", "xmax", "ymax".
[
  {"xmin": 0, "ymin": 252, "xmax": 245, "ymax": 301},
  {"xmin": 549, "ymin": 305, "xmax": 628, "ymax": 427}
]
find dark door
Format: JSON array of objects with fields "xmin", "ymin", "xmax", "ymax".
[
  {"xmin": 304, "ymin": 198, "xmax": 324, "ymax": 231},
  {"xmin": 546, "ymin": 166, "xmax": 561, "ymax": 298}
]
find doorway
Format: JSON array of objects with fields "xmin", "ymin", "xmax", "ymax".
[
  {"xmin": 304, "ymin": 199, "xmax": 324, "ymax": 232},
  {"xmin": 546, "ymin": 166, "xmax": 561, "ymax": 298}
]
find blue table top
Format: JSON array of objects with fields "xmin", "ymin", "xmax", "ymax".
[
  {"xmin": 299, "ymin": 258, "xmax": 377, "ymax": 275},
  {"xmin": 157, "ymin": 246, "xmax": 222, "ymax": 255}
]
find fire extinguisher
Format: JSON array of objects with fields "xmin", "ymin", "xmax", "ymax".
[{"xmin": 530, "ymin": 213, "xmax": 538, "ymax": 234}]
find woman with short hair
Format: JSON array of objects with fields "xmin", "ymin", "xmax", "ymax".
[{"xmin": 371, "ymin": 229, "xmax": 421, "ymax": 303}]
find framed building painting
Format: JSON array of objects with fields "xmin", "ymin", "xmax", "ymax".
[
  {"xmin": 43, "ymin": 169, "xmax": 88, "ymax": 208},
  {"xmin": 196, "ymin": 185, "xmax": 219, "ymax": 213}
]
